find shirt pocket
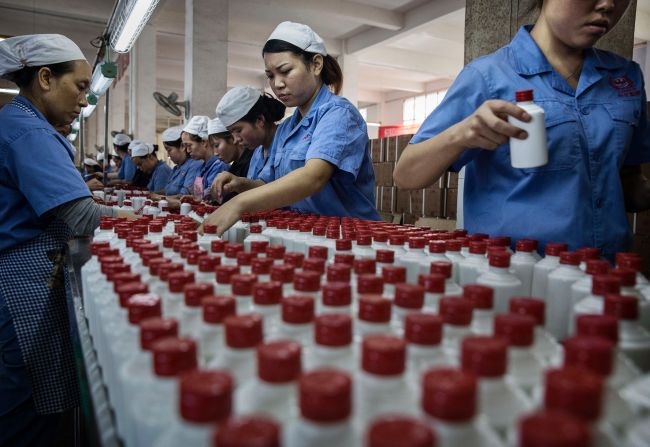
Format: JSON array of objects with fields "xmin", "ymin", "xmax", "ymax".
[
  {"xmin": 519, "ymin": 101, "xmax": 580, "ymax": 173},
  {"xmin": 274, "ymin": 135, "xmax": 311, "ymax": 177},
  {"xmin": 603, "ymin": 101, "xmax": 641, "ymax": 151}
]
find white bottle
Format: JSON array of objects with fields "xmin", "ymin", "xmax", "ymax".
[
  {"xmin": 356, "ymin": 295, "xmax": 393, "ymax": 341},
  {"xmin": 213, "ymin": 416, "xmax": 281, "ymax": 446},
  {"xmin": 179, "ymin": 282, "xmax": 214, "ymax": 338},
  {"xmin": 381, "ymin": 265, "xmax": 407, "ymax": 298},
  {"xmin": 531, "ymin": 242, "xmax": 567, "ymax": 300},
  {"xmin": 244, "ymin": 224, "xmax": 270, "ymax": 253},
  {"xmin": 375, "ymin": 249, "xmax": 395, "ymax": 270},
  {"xmin": 420, "ymin": 241, "xmax": 452, "ymax": 277},
  {"xmin": 571, "ymin": 259, "xmax": 611, "ymax": 305},
  {"xmin": 418, "ymin": 273, "xmax": 447, "ymax": 313},
  {"xmin": 510, "ymin": 239, "xmax": 538, "ymax": 296},
  {"xmin": 422, "ymin": 368, "xmax": 504, "ymax": 447},
  {"xmin": 230, "ymin": 273, "xmax": 258, "ymax": 314},
  {"xmin": 164, "ymin": 271, "xmax": 196, "ymax": 320},
  {"xmin": 445, "ymin": 239, "xmax": 465, "ymax": 283},
  {"xmin": 236, "ymin": 340, "xmax": 302, "ymax": 418},
  {"xmin": 326, "ymin": 263, "xmax": 352, "ymax": 284},
  {"xmin": 460, "ymin": 336, "xmax": 532, "ymax": 438},
  {"xmin": 508, "ymin": 89, "xmax": 548, "ymax": 169},
  {"xmin": 626, "ymin": 415, "xmax": 650, "ymax": 447},
  {"xmin": 459, "ymin": 241, "xmax": 489, "ymax": 286},
  {"xmin": 251, "ymin": 281, "xmax": 283, "ymax": 337},
  {"xmin": 367, "ymin": 416, "xmax": 436, "ymax": 447},
  {"xmin": 392, "ymin": 284, "xmax": 425, "ymax": 334},
  {"xmin": 320, "ymin": 282, "xmax": 352, "ymax": 315},
  {"xmin": 352, "ymin": 234, "xmax": 376, "ymax": 260},
  {"xmin": 612, "ymin": 267, "xmax": 650, "ymax": 330},
  {"xmin": 476, "ymin": 251, "xmax": 522, "ymax": 314},
  {"xmin": 156, "ymin": 370, "xmax": 233, "ymax": 447},
  {"xmin": 215, "ymin": 265, "xmax": 241, "ymax": 296},
  {"xmin": 518, "ymin": 411, "xmax": 591, "ymax": 447},
  {"xmin": 494, "ymin": 313, "xmax": 545, "ymax": 395},
  {"xmin": 509, "ymin": 297, "xmax": 561, "ymax": 363},
  {"xmin": 194, "ymin": 255, "xmax": 220, "ymax": 284},
  {"xmin": 546, "ymin": 251, "xmax": 586, "ymax": 340},
  {"xmin": 270, "ymin": 264, "xmax": 295, "ymax": 297},
  {"xmin": 286, "ymin": 369, "xmax": 356, "ymax": 447},
  {"xmin": 439, "ymin": 297, "xmax": 474, "ymax": 361},
  {"xmin": 430, "ymin": 261, "xmax": 463, "ymax": 296},
  {"xmin": 306, "ymin": 314, "xmax": 355, "ymax": 373},
  {"xmin": 386, "ymin": 233, "xmax": 407, "ymax": 257},
  {"xmin": 289, "ymin": 270, "xmax": 321, "ymax": 300},
  {"xmin": 397, "ymin": 237, "xmax": 429, "ymax": 284},
  {"xmin": 603, "ymin": 294, "xmax": 650, "ymax": 372},
  {"xmin": 198, "ymin": 295, "xmax": 236, "ymax": 366},
  {"xmin": 354, "ymin": 274, "xmax": 384, "ymax": 305},
  {"xmin": 572, "ymin": 274, "xmax": 621, "ymax": 333},
  {"xmin": 272, "ymin": 296, "xmax": 316, "ymax": 346},
  {"xmin": 464, "ymin": 284, "xmax": 495, "ymax": 336},
  {"xmin": 617, "ymin": 252, "xmax": 650, "ymax": 290},
  {"xmin": 404, "ymin": 312, "xmax": 449, "ymax": 392},
  {"xmin": 197, "ymin": 224, "xmax": 221, "ymax": 251},
  {"xmin": 356, "ymin": 334, "xmax": 416, "ymax": 425},
  {"xmin": 371, "ymin": 231, "xmax": 390, "ymax": 251}
]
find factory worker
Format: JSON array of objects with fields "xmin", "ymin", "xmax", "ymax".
[
  {"xmin": 130, "ymin": 140, "xmax": 172, "ymax": 194},
  {"xmin": 204, "ymin": 21, "xmax": 379, "ymax": 233},
  {"xmin": 158, "ymin": 125, "xmax": 203, "ymax": 197},
  {"xmin": 0, "ymin": 34, "xmax": 137, "ymax": 445},
  {"xmin": 207, "ymin": 116, "xmax": 253, "ymax": 203},
  {"xmin": 107, "ymin": 132, "xmax": 135, "ymax": 183},
  {"xmin": 393, "ymin": 0, "xmax": 650, "ymax": 259},
  {"xmin": 182, "ymin": 115, "xmax": 227, "ymax": 199},
  {"xmin": 82, "ymin": 157, "xmax": 101, "ymax": 181},
  {"xmin": 214, "ymin": 86, "xmax": 286, "ymax": 187}
]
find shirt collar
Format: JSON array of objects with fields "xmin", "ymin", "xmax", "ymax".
[
  {"xmin": 13, "ymin": 95, "xmax": 50, "ymax": 123},
  {"xmin": 290, "ymin": 84, "xmax": 332, "ymax": 125}
]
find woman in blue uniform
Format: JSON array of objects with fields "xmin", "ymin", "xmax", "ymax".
[
  {"xmin": 182, "ymin": 115, "xmax": 227, "ymax": 200},
  {"xmin": 107, "ymin": 133, "xmax": 135, "ymax": 184},
  {"xmin": 0, "ymin": 34, "xmax": 136, "ymax": 445},
  {"xmin": 213, "ymin": 86, "xmax": 286, "ymax": 187},
  {"xmin": 394, "ymin": 0, "xmax": 650, "ymax": 259},
  {"xmin": 159, "ymin": 126, "xmax": 203, "ymax": 196},
  {"xmin": 204, "ymin": 21, "xmax": 379, "ymax": 233},
  {"xmin": 130, "ymin": 140, "xmax": 172, "ymax": 194}
]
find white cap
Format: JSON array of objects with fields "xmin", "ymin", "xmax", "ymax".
[
  {"xmin": 113, "ymin": 133, "xmax": 131, "ymax": 146},
  {"xmin": 129, "ymin": 140, "xmax": 153, "ymax": 157},
  {"xmin": 83, "ymin": 157, "xmax": 99, "ymax": 166},
  {"xmin": 266, "ymin": 21, "xmax": 327, "ymax": 56},
  {"xmin": 0, "ymin": 34, "xmax": 86, "ymax": 79},
  {"xmin": 216, "ymin": 86, "xmax": 260, "ymax": 127},
  {"xmin": 97, "ymin": 152, "xmax": 105, "ymax": 161},
  {"xmin": 183, "ymin": 116, "xmax": 209, "ymax": 140},
  {"xmin": 162, "ymin": 126, "xmax": 183, "ymax": 142},
  {"xmin": 207, "ymin": 117, "xmax": 228, "ymax": 135}
]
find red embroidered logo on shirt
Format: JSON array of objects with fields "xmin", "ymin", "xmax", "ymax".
[{"xmin": 608, "ymin": 76, "xmax": 640, "ymax": 97}]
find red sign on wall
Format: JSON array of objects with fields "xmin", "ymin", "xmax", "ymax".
[{"xmin": 378, "ymin": 123, "xmax": 422, "ymax": 139}]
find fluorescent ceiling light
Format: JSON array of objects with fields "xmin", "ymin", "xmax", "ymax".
[
  {"xmin": 68, "ymin": 132, "xmax": 78, "ymax": 142},
  {"xmin": 82, "ymin": 104, "xmax": 96, "ymax": 118},
  {"xmin": 0, "ymin": 87, "xmax": 19, "ymax": 95},
  {"xmin": 366, "ymin": 122, "xmax": 382, "ymax": 127},
  {"xmin": 90, "ymin": 63, "xmax": 115, "ymax": 96},
  {"xmin": 110, "ymin": 0, "xmax": 160, "ymax": 53}
]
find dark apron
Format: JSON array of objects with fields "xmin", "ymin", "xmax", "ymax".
[{"xmin": 0, "ymin": 218, "xmax": 79, "ymax": 414}]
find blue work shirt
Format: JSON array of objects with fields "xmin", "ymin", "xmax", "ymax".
[
  {"xmin": 412, "ymin": 26, "xmax": 650, "ymax": 258},
  {"xmin": 165, "ymin": 157, "xmax": 203, "ymax": 196},
  {"xmin": 118, "ymin": 153, "xmax": 137, "ymax": 182},
  {"xmin": 246, "ymin": 145, "xmax": 269, "ymax": 180},
  {"xmin": 200, "ymin": 155, "xmax": 227, "ymax": 197},
  {"xmin": 259, "ymin": 85, "xmax": 379, "ymax": 220},
  {"xmin": 147, "ymin": 161, "xmax": 173, "ymax": 193},
  {"xmin": 0, "ymin": 96, "xmax": 91, "ymax": 252}
]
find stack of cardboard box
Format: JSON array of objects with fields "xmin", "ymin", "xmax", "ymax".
[{"xmin": 371, "ymin": 134, "xmax": 459, "ymax": 225}]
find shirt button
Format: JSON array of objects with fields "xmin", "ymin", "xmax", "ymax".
[
  {"xmin": 596, "ymin": 199, "xmax": 603, "ymax": 208},
  {"xmin": 581, "ymin": 107, "xmax": 590, "ymax": 115}
]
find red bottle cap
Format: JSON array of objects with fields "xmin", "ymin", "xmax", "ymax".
[
  {"xmin": 315, "ymin": 314, "xmax": 352, "ymax": 346},
  {"xmin": 611, "ymin": 267, "xmax": 636, "ymax": 287},
  {"xmin": 231, "ymin": 274, "xmax": 258, "ymax": 296},
  {"xmin": 358, "ymin": 295, "xmax": 392, "ymax": 323},
  {"xmin": 184, "ymin": 282, "xmax": 214, "ymax": 307},
  {"xmin": 299, "ymin": 369, "xmax": 352, "ymax": 422},
  {"xmin": 494, "ymin": 313, "xmax": 535, "ymax": 347},
  {"xmin": 591, "ymin": 275, "xmax": 621, "ymax": 295},
  {"xmin": 282, "ymin": 296, "xmax": 315, "ymax": 324},
  {"xmin": 308, "ymin": 246, "xmax": 329, "ymax": 259},
  {"xmin": 563, "ymin": 336, "xmax": 614, "ymax": 376},
  {"xmin": 422, "ymin": 368, "xmax": 477, "ymax": 422},
  {"xmin": 257, "ymin": 340, "xmax": 302, "ymax": 383},
  {"xmin": 149, "ymin": 258, "xmax": 171, "ymax": 276},
  {"xmin": 362, "ymin": 334, "xmax": 406, "ymax": 376},
  {"xmin": 509, "ymin": 297, "xmax": 545, "ymax": 326},
  {"xmin": 253, "ymin": 281, "xmax": 283, "ymax": 305},
  {"xmin": 616, "ymin": 253, "xmax": 642, "ymax": 272},
  {"xmin": 283, "ymin": 252, "xmax": 305, "ymax": 268},
  {"xmin": 575, "ymin": 314, "xmax": 619, "ymax": 343},
  {"xmin": 250, "ymin": 241, "xmax": 269, "ymax": 255},
  {"xmin": 585, "ymin": 259, "xmax": 610, "ymax": 276},
  {"xmin": 604, "ymin": 293, "xmax": 639, "ymax": 320},
  {"xmin": 117, "ymin": 282, "xmax": 149, "ymax": 308},
  {"xmin": 202, "ymin": 295, "xmax": 236, "ymax": 324},
  {"xmin": 151, "ymin": 337, "xmax": 197, "ymax": 377},
  {"xmin": 446, "ymin": 240, "xmax": 461, "ymax": 252},
  {"xmin": 545, "ymin": 242, "xmax": 569, "ymax": 257},
  {"xmin": 428, "ymin": 241, "xmax": 446, "ymax": 254},
  {"xmin": 373, "ymin": 231, "xmax": 388, "ymax": 243},
  {"xmin": 429, "ymin": 261, "xmax": 452, "ymax": 278},
  {"xmin": 357, "ymin": 274, "xmax": 384, "ymax": 294},
  {"xmin": 489, "ymin": 250, "xmax": 511, "ymax": 268},
  {"xmin": 235, "ymin": 252, "xmax": 255, "ymax": 267},
  {"xmin": 302, "ymin": 257, "xmax": 326, "ymax": 274},
  {"xmin": 388, "ymin": 234, "xmax": 406, "ymax": 246},
  {"xmin": 515, "ymin": 89, "xmax": 533, "ymax": 102},
  {"xmin": 519, "ymin": 411, "xmax": 591, "ymax": 447},
  {"xmin": 293, "ymin": 271, "xmax": 321, "ymax": 292},
  {"xmin": 211, "ymin": 239, "xmax": 227, "ymax": 253},
  {"xmin": 418, "ymin": 274, "xmax": 446, "ymax": 294},
  {"xmin": 326, "ymin": 264, "xmax": 351, "ymax": 283},
  {"xmin": 203, "ymin": 224, "xmax": 217, "ymax": 234},
  {"xmin": 463, "ymin": 285, "xmax": 494, "ymax": 310},
  {"xmin": 168, "ymin": 271, "xmax": 196, "ymax": 293},
  {"xmin": 334, "ymin": 253, "xmax": 355, "ymax": 266},
  {"xmin": 461, "ymin": 336, "xmax": 507, "ymax": 377},
  {"xmin": 91, "ymin": 241, "xmax": 111, "ymax": 255},
  {"xmin": 439, "ymin": 297, "xmax": 473, "ymax": 326},
  {"xmin": 487, "ymin": 236, "xmax": 510, "ymax": 248},
  {"xmin": 367, "ymin": 416, "xmax": 435, "ymax": 447},
  {"xmin": 544, "ymin": 368, "xmax": 603, "ymax": 421},
  {"xmin": 408, "ymin": 237, "xmax": 426, "ymax": 249},
  {"xmin": 251, "ymin": 257, "xmax": 273, "ymax": 275},
  {"xmin": 127, "ymin": 293, "xmax": 162, "ymax": 324},
  {"xmin": 516, "ymin": 239, "xmax": 536, "ymax": 253},
  {"xmin": 199, "ymin": 255, "xmax": 221, "ymax": 273},
  {"xmin": 376, "ymin": 249, "xmax": 394, "ymax": 263},
  {"xmin": 270, "ymin": 264, "xmax": 294, "ymax": 284},
  {"xmin": 322, "ymin": 282, "xmax": 352, "ymax": 306},
  {"xmin": 179, "ymin": 369, "xmax": 233, "ymax": 423},
  {"xmin": 112, "ymin": 272, "xmax": 141, "ymax": 291},
  {"xmin": 382, "ymin": 266, "xmax": 407, "ymax": 285},
  {"xmin": 335, "ymin": 239, "xmax": 352, "ymax": 251},
  {"xmin": 357, "ymin": 234, "xmax": 372, "ymax": 246},
  {"xmin": 577, "ymin": 247, "xmax": 601, "ymax": 262},
  {"xmin": 214, "ymin": 416, "xmax": 280, "ymax": 447},
  {"xmin": 139, "ymin": 317, "xmax": 178, "ymax": 350},
  {"xmin": 353, "ymin": 258, "xmax": 376, "ymax": 275},
  {"xmin": 404, "ymin": 312, "xmax": 443, "ymax": 346},
  {"xmin": 559, "ymin": 251, "xmax": 581, "ymax": 266},
  {"xmin": 159, "ymin": 262, "xmax": 184, "ymax": 282},
  {"xmin": 469, "ymin": 241, "xmax": 487, "ymax": 255},
  {"xmin": 395, "ymin": 283, "xmax": 425, "ymax": 309},
  {"xmin": 216, "ymin": 265, "xmax": 241, "ymax": 285},
  {"xmin": 224, "ymin": 243, "xmax": 244, "ymax": 259},
  {"xmin": 224, "ymin": 314, "xmax": 263, "ymax": 349},
  {"xmin": 249, "ymin": 224, "xmax": 262, "ymax": 234}
]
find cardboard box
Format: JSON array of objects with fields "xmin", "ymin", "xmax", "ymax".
[
  {"xmin": 378, "ymin": 212, "xmax": 393, "ymax": 222},
  {"xmin": 402, "ymin": 213, "xmax": 418, "ymax": 225},
  {"xmin": 395, "ymin": 134, "xmax": 413, "ymax": 161},
  {"xmin": 415, "ymin": 217, "xmax": 458, "ymax": 231},
  {"xmin": 409, "ymin": 189, "xmax": 424, "ymax": 216},
  {"xmin": 425, "ymin": 187, "xmax": 444, "ymax": 217},
  {"xmin": 445, "ymin": 188, "xmax": 458, "ymax": 219},
  {"xmin": 379, "ymin": 186, "xmax": 396, "ymax": 213},
  {"xmin": 446, "ymin": 171, "xmax": 459, "ymax": 189},
  {"xmin": 384, "ymin": 137, "xmax": 397, "ymax": 162},
  {"xmin": 395, "ymin": 188, "xmax": 411, "ymax": 213},
  {"xmin": 636, "ymin": 211, "xmax": 650, "ymax": 235},
  {"xmin": 373, "ymin": 162, "xmax": 394, "ymax": 187},
  {"xmin": 370, "ymin": 139, "xmax": 384, "ymax": 163}
]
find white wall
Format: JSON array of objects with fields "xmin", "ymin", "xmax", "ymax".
[{"xmin": 633, "ymin": 44, "xmax": 650, "ymax": 94}]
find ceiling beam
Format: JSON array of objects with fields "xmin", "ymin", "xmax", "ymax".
[
  {"xmin": 345, "ymin": 0, "xmax": 464, "ymax": 54},
  {"xmin": 0, "ymin": 1, "xmax": 110, "ymax": 25},
  {"xmin": 360, "ymin": 77, "xmax": 425, "ymax": 93},
  {"xmin": 357, "ymin": 47, "xmax": 462, "ymax": 77},
  {"xmin": 358, "ymin": 88, "xmax": 384, "ymax": 105}
]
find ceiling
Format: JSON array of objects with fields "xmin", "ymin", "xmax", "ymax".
[{"xmin": 1, "ymin": 0, "xmax": 649, "ymax": 127}]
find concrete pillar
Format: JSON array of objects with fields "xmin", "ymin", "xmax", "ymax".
[
  {"xmin": 340, "ymin": 53, "xmax": 359, "ymax": 107},
  {"xmin": 185, "ymin": 0, "xmax": 228, "ymax": 117},
  {"xmin": 129, "ymin": 24, "xmax": 157, "ymax": 144},
  {"xmin": 110, "ymin": 79, "xmax": 127, "ymax": 135}
]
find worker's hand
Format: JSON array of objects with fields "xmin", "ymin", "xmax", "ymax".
[
  {"xmin": 199, "ymin": 198, "xmax": 243, "ymax": 237},
  {"xmin": 211, "ymin": 172, "xmax": 247, "ymax": 202},
  {"xmin": 456, "ymin": 100, "xmax": 531, "ymax": 150},
  {"xmin": 86, "ymin": 178, "xmax": 104, "ymax": 190}
]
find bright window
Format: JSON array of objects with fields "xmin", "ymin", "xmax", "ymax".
[{"xmin": 403, "ymin": 89, "xmax": 448, "ymax": 125}]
